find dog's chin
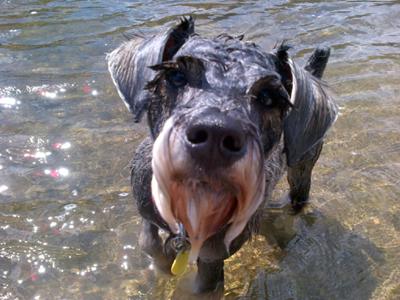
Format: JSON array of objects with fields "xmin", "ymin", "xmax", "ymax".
[
  {"xmin": 151, "ymin": 117, "xmax": 266, "ymax": 262},
  {"xmin": 169, "ymin": 177, "xmax": 239, "ymax": 261}
]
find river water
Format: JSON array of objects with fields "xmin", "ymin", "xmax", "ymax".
[{"xmin": 0, "ymin": 1, "xmax": 399, "ymax": 299}]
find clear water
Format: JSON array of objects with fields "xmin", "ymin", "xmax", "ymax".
[{"xmin": 0, "ymin": 1, "xmax": 399, "ymax": 299}]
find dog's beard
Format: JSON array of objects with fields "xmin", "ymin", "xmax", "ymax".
[{"xmin": 151, "ymin": 117, "xmax": 265, "ymax": 262}]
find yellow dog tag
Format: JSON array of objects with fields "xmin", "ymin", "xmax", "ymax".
[{"xmin": 171, "ymin": 249, "xmax": 190, "ymax": 276}]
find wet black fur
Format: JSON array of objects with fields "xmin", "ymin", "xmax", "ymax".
[{"xmin": 108, "ymin": 17, "xmax": 337, "ymax": 293}]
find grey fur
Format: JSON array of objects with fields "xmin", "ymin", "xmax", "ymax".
[{"xmin": 107, "ymin": 17, "xmax": 337, "ymax": 293}]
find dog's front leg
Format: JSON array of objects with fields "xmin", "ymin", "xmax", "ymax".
[
  {"xmin": 192, "ymin": 226, "xmax": 251, "ymax": 293},
  {"xmin": 132, "ymin": 137, "xmax": 175, "ymax": 272},
  {"xmin": 138, "ymin": 220, "xmax": 162, "ymax": 255},
  {"xmin": 194, "ymin": 259, "xmax": 224, "ymax": 293},
  {"xmin": 138, "ymin": 220, "xmax": 176, "ymax": 273}
]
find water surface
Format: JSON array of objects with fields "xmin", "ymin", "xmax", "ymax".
[{"xmin": 1, "ymin": 1, "xmax": 399, "ymax": 299}]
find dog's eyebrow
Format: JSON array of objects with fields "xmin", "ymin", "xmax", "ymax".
[
  {"xmin": 251, "ymin": 73, "xmax": 281, "ymax": 86},
  {"xmin": 149, "ymin": 61, "xmax": 179, "ymax": 71},
  {"xmin": 247, "ymin": 73, "xmax": 282, "ymax": 95},
  {"xmin": 247, "ymin": 73, "xmax": 293, "ymax": 107},
  {"xmin": 150, "ymin": 55, "xmax": 205, "ymax": 72}
]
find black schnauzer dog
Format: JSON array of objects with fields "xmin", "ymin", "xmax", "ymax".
[{"xmin": 107, "ymin": 17, "xmax": 337, "ymax": 293}]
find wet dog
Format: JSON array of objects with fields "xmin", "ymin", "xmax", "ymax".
[{"xmin": 107, "ymin": 17, "xmax": 337, "ymax": 293}]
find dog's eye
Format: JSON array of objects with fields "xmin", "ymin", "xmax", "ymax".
[
  {"xmin": 167, "ymin": 70, "xmax": 187, "ymax": 88},
  {"xmin": 257, "ymin": 89, "xmax": 274, "ymax": 107}
]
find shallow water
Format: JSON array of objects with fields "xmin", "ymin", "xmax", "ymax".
[{"xmin": 0, "ymin": 1, "xmax": 399, "ymax": 299}]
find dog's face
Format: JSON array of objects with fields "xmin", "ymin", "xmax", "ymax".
[
  {"xmin": 108, "ymin": 17, "xmax": 337, "ymax": 261},
  {"xmin": 147, "ymin": 37, "xmax": 293, "ymax": 260}
]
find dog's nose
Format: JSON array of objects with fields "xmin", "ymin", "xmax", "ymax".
[{"xmin": 185, "ymin": 111, "xmax": 246, "ymax": 168}]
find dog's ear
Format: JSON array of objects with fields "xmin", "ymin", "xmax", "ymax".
[
  {"xmin": 107, "ymin": 17, "xmax": 194, "ymax": 122},
  {"xmin": 276, "ymin": 46, "xmax": 338, "ymax": 167}
]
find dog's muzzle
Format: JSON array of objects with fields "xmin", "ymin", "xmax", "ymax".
[{"xmin": 151, "ymin": 112, "xmax": 266, "ymax": 262}]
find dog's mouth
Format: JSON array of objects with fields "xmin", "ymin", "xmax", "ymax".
[{"xmin": 151, "ymin": 118, "xmax": 265, "ymax": 262}]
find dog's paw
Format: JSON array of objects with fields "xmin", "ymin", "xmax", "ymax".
[
  {"xmin": 193, "ymin": 276, "xmax": 224, "ymax": 294},
  {"xmin": 172, "ymin": 272, "xmax": 224, "ymax": 299},
  {"xmin": 290, "ymin": 200, "xmax": 308, "ymax": 215},
  {"xmin": 288, "ymin": 193, "xmax": 309, "ymax": 215}
]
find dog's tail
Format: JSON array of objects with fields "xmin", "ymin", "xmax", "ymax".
[{"xmin": 304, "ymin": 46, "xmax": 331, "ymax": 79}]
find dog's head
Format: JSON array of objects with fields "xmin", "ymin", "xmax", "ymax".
[{"xmin": 108, "ymin": 17, "xmax": 337, "ymax": 261}]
